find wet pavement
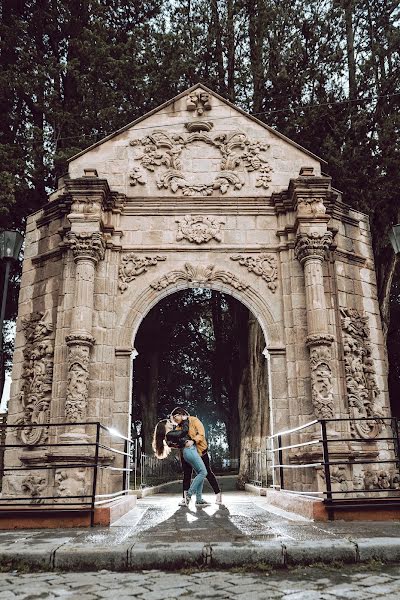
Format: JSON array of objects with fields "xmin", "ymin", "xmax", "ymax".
[
  {"xmin": 110, "ymin": 492, "xmax": 400, "ymax": 542},
  {"xmin": 1, "ymin": 564, "xmax": 400, "ymax": 599},
  {"xmin": 1, "ymin": 492, "xmax": 400, "ymax": 571}
]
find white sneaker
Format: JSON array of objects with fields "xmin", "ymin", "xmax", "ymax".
[
  {"xmin": 195, "ymin": 499, "xmax": 211, "ymax": 507},
  {"xmin": 179, "ymin": 492, "xmax": 189, "ymax": 506},
  {"xmin": 215, "ymin": 493, "xmax": 222, "ymax": 504}
]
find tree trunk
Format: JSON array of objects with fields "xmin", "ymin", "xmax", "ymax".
[
  {"xmin": 342, "ymin": 0, "xmax": 357, "ymax": 101},
  {"xmin": 226, "ymin": 0, "xmax": 235, "ymax": 101},
  {"xmin": 247, "ymin": 0, "xmax": 265, "ymax": 113},
  {"xmin": 210, "ymin": 0, "xmax": 226, "ymax": 94}
]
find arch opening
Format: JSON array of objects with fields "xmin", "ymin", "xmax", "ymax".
[{"xmin": 131, "ymin": 286, "xmax": 272, "ymax": 489}]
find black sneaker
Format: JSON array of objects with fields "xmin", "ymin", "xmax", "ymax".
[{"xmin": 195, "ymin": 499, "xmax": 211, "ymax": 507}]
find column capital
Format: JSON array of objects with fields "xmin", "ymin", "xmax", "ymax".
[
  {"xmin": 294, "ymin": 231, "xmax": 333, "ymax": 265},
  {"xmin": 66, "ymin": 231, "xmax": 106, "ymax": 263}
]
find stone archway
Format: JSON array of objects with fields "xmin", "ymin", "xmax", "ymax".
[{"xmin": 2, "ymin": 83, "xmax": 391, "ymax": 524}]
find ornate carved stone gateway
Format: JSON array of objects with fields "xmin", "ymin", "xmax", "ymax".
[{"xmin": 3, "ymin": 83, "xmax": 391, "ymax": 519}]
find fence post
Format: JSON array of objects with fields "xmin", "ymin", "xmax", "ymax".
[
  {"xmin": 91, "ymin": 422, "xmax": 100, "ymax": 527},
  {"xmin": 123, "ymin": 437, "xmax": 128, "ymax": 494},
  {"xmin": 278, "ymin": 434, "xmax": 284, "ymax": 490},
  {"xmin": 393, "ymin": 418, "xmax": 400, "ymax": 478},
  {"xmin": 320, "ymin": 420, "xmax": 333, "ymax": 517}
]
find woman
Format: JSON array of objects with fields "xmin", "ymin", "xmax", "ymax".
[
  {"xmin": 170, "ymin": 407, "xmax": 222, "ymax": 506},
  {"xmin": 152, "ymin": 418, "xmax": 208, "ymax": 507}
]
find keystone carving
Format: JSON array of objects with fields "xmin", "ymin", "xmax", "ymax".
[
  {"xmin": 15, "ymin": 312, "xmax": 54, "ymax": 445},
  {"xmin": 150, "ymin": 263, "xmax": 249, "ymax": 292},
  {"xmin": 65, "ymin": 343, "xmax": 91, "ymax": 422},
  {"xmin": 308, "ymin": 343, "xmax": 334, "ymax": 419},
  {"xmin": 230, "ymin": 254, "xmax": 278, "ymax": 292},
  {"xmin": 130, "ymin": 129, "xmax": 272, "ymax": 195},
  {"xmin": 66, "ymin": 231, "xmax": 106, "ymax": 263},
  {"xmin": 340, "ymin": 307, "xmax": 383, "ymax": 439},
  {"xmin": 176, "ymin": 215, "xmax": 225, "ymax": 244},
  {"xmin": 118, "ymin": 254, "xmax": 167, "ymax": 292},
  {"xmin": 294, "ymin": 231, "xmax": 333, "ymax": 264},
  {"xmin": 186, "ymin": 90, "xmax": 211, "ymax": 115}
]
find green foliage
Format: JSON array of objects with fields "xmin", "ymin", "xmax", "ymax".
[{"xmin": 0, "ymin": 0, "xmax": 399, "ymax": 404}]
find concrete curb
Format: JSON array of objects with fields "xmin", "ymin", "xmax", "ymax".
[{"xmin": 3, "ymin": 538, "xmax": 400, "ymax": 571}]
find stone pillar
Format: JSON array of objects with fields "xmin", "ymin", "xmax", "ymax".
[
  {"xmin": 295, "ymin": 230, "xmax": 334, "ymax": 419},
  {"xmin": 65, "ymin": 232, "xmax": 105, "ymax": 431}
]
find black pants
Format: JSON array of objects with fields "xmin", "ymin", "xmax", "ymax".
[{"xmin": 182, "ymin": 451, "xmax": 221, "ymax": 495}]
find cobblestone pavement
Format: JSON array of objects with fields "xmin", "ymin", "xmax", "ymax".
[{"xmin": 0, "ymin": 565, "xmax": 399, "ymax": 599}]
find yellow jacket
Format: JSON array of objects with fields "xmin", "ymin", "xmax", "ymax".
[{"xmin": 178, "ymin": 416, "xmax": 207, "ymax": 456}]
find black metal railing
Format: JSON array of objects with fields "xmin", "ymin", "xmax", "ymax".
[
  {"xmin": 0, "ymin": 421, "xmax": 135, "ymax": 526},
  {"xmin": 262, "ymin": 417, "xmax": 400, "ymax": 515}
]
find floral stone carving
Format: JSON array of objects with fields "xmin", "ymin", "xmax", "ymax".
[
  {"xmin": 294, "ymin": 231, "xmax": 333, "ymax": 264},
  {"xmin": 21, "ymin": 473, "xmax": 47, "ymax": 504},
  {"xmin": 15, "ymin": 312, "xmax": 54, "ymax": 445},
  {"xmin": 340, "ymin": 307, "xmax": 383, "ymax": 439},
  {"xmin": 150, "ymin": 263, "xmax": 249, "ymax": 292},
  {"xmin": 129, "ymin": 128, "xmax": 272, "ymax": 196},
  {"xmin": 230, "ymin": 254, "xmax": 278, "ymax": 292},
  {"xmin": 308, "ymin": 343, "xmax": 334, "ymax": 419},
  {"xmin": 118, "ymin": 254, "xmax": 167, "ymax": 292},
  {"xmin": 66, "ymin": 231, "xmax": 106, "ymax": 263},
  {"xmin": 176, "ymin": 215, "xmax": 225, "ymax": 244},
  {"xmin": 65, "ymin": 343, "xmax": 91, "ymax": 422},
  {"xmin": 297, "ymin": 197, "xmax": 326, "ymax": 217}
]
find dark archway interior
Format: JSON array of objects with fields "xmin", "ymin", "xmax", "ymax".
[{"xmin": 132, "ymin": 288, "xmax": 268, "ymax": 482}]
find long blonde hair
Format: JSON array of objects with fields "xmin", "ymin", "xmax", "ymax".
[{"xmin": 152, "ymin": 419, "xmax": 172, "ymax": 459}]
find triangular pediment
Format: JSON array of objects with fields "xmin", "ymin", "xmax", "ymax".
[{"xmin": 68, "ymin": 83, "xmax": 324, "ymax": 198}]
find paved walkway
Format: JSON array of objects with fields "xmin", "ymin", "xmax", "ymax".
[
  {"xmin": 1, "ymin": 492, "xmax": 400, "ymax": 571},
  {"xmin": 1, "ymin": 565, "xmax": 400, "ymax": 599}
]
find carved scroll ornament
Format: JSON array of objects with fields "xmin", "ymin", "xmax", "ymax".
[
  {"xmin": 118, "ymin": 254, "xmax": 167, "ymax": 292},
  {"xmin": 340, "ymin": 307, "xmax": 383, "ymax": 439},
  {"xmin": 130, "ymin": 128, "xmax": 272, "ymax": 196},
  {"xmin": 16, "ymin": 313, "xmax": 54, "ymax": 445},
  {"xmin": 150, "ymin": 263, "xmax": 249, "ymax": 292},
  {"xmin": 176, "ymin": 215, "xmax": 225, "ymax": 244},
  {"xmin": 297, "ymin": 197, "xmax": 326, "ymax": 217},
  {"xmin": 230, "ymin": 253, "xmax": 278, "ymax": 292}
]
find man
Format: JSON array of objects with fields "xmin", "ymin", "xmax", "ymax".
[{"xmin": 170, "ymin": 407, "xmax": 222, "ymax": 506}]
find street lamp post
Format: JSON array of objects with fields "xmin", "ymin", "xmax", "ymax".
[
  {"xmin": 0, "ymin": 230, "xmax": 24, "ymax": 403},
  {"xmin": 389, "ymin": 225, "xmax": 400, "ymax": 255}
]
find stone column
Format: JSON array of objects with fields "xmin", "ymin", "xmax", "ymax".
[
  {"xmin": 65, "ymin": 232, "xmax": 105, "ymax": 430},
  {"xmin": 295, "ymin": 230, "xmax": 334, "ymax": 419}
]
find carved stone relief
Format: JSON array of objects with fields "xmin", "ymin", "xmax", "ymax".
[
  {"xmin": 66, "ymin": 231, "xmax": 106, "ymax": 263},
  {"xmin": 230, "ymin": 253, "xmax": 278, "ymax": 292},
  {"xmin": 308, "ymin": 342, "xmax": 334, "ymax": 419},
  {"xmin": 55, "ymin": 468, "xmax": 88, "ymax": 501},
  {"xmin": 297, "ymin": 197, "xmax": 326, "ymax": 217},
  {"xmin": 150, "ymin": 263, "xmax": 249, "ymax": 292},
  {"xmin": 118, "ymin": 254, "xmax": 167, "ymax": 292},
  {"xmin": 294, "ymin": 231, "xmax": 333, "ymax": 264},
  {"xmin": 16, "ymin": 312, "xmax": 54, "ymax": 445},
  {"xmin": 21, "ymin": 473, "xmax": 47, "ymax": 504},
  {"xmin": 176, "ymin": 215, "xmax": 225, "ymax": 244},
  {"xmin": 186, "ymin": 90, "xmax": 211, "ymax": 115},
  {"xmin": 65, "ymin": 342, "xmax": 91, "ymax": 422},
  {"xmin": 340, "ymin": 307, "xmax": 383, "ymax": 439},
  {"xmin": 129, "ymin": 128, "xmax": 272, "ymax": 196}
]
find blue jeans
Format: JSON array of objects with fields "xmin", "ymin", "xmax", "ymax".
[{"xmin": 182, "ymin": 445, "xmax": 207, "ymax": 501}]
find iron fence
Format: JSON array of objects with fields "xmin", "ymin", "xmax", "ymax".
[
  {"xmin": 266, "ymin": 417, "xmax": 400, "ymax": 517},
  {"xmin": 0, "ymin": 421, "xmax": 134, "ymax": 526}
]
